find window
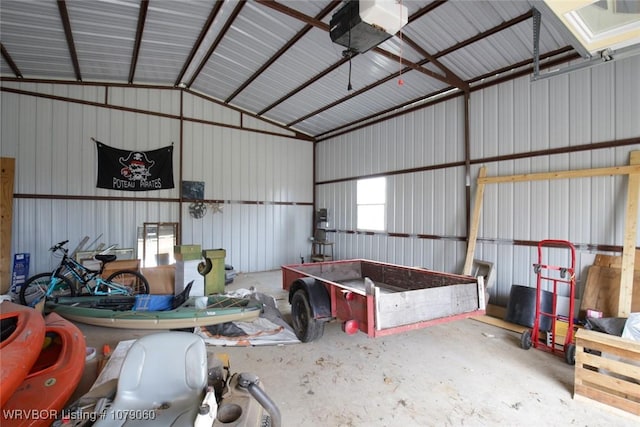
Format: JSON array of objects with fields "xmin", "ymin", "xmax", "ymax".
[{"xmin": 357, "ymin": 177, "xmax": 386, "ymax": 231}]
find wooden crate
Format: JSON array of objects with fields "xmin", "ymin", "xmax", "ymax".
[
  {"xmin": 574, "ymin": 328, "xmax": 640, "ymax": 416},
  {"xmin": 101, "ymin": 259, "xmax": 140, "ymax": 278},
  {"xmin": 141, "ymin": 265, "xmax": 175, "ymax": 294}
]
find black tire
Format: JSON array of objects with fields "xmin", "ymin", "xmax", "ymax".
[
  {"xmin": 520, "ymin": 329, "xmax": 532, "ymax": 350},
  {"xmin": 291, "ymin": 289, "xmax": 324, "ymax": 343},
  {"xmin": 565, "ymin": 343, "xmax": 576, "ymax": 365},
  {"xmin": 106, "ymin": 270, "xmax": 149, "ymax": 295},
  {"xmin": 197, "ymin": 258, "xmax": 212, "ymax": 276},
  {"xmin": 19, "ymin": 273, "xmax": 76, "ymax": 307}
]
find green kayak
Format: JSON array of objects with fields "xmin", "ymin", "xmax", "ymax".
[{"xmin": 46, "ymin": 292, "xmax": 263, "ymax": 330}]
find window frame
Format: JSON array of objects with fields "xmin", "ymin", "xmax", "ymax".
[{"xmin": 356, "ymin": 177, "xmax": 386, "ymax": 232}]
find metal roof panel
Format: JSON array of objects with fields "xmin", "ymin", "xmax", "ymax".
[
  {"xmin": 66, "ymin": 0, "xmax": 140, "ymax": 81},
  {"xmin": 0, "ymin": 1, "xmax": 74, "ymax": 79},
  {"xmin": 191, "ymin": 1, "xmax": 307, "ymax": 100},
  {"xmin": 2, "ymin": 0, "xmax": 632, "ymax": 137},
  {"xmin": 135, "ymin": 1, "xmax": 214, "ymax": 84},
  {"xmin": 231, "ymin": 27, "xmax": 344, "ymax": 113},
  {"xmin": 272, "ymin": 66, "xmax": 449, "ymax": 135}
]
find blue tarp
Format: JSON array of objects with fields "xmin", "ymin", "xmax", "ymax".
[{"xmin": 133, "ymin": 294, "xmax": 174, "ymax": 311}]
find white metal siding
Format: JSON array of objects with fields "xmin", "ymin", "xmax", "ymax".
[
  {"xmin": 182, "ymin": 91, "xmax": 240, "ymax": 127},
  {"xmin": 316, "ymin": 54, "xmax": 640, "ymax": 307},
  {"xmin": 181, "ymin": 120, "xmax": 313, "ymax": 271},
  {"xmin": 2, "ymin": 82, "xmax": 313, "ymax": 274},
  {"xmin": 316, "ymin": 96, "xmax": 467, "ymax": 272},
  {"xmin": 108, "ymin": 87, "xmax": 182, "ymax": 118},
  {"xmin": 317, "ymin": 97, "xmax": 464, "ymax": 181}
]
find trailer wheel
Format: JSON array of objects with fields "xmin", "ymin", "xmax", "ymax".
[
  {"xmin": 520, "ymin": 329, "xmax": 532, "ymax": 350},
  {"xmin": 291, "ymin": 289, "xmax": 324, "ymax": 342}
]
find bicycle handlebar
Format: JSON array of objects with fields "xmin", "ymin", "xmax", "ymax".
[{"xmin": 50, "ymin": 240, "xmax": 69, "ymax": 253}]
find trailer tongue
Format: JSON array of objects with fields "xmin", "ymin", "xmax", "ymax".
[{"xmin": 282, "ymin": 259, "xmax": 485, "ymax": 342}]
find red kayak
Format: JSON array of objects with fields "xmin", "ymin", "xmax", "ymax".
[
  {"xmin": 1, "ymin": 312, "xmax": 86, "ymax": 427},
  {"xmin": 0, "ymin": 301, "xmax": 47, "ymax": 408}
]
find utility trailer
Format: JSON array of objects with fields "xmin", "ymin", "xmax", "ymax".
[{"xmin": 282, "ymin": 259, "xmax": 485, "ymax": 342}]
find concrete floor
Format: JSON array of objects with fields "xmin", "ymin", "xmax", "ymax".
[{"xmin": 74, "ymin": 270, "xmax": 638, "ymax": 427}]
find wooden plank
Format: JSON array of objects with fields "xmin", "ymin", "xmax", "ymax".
[
  {"xmin": 577, "ymin": 351, "xmax": 640, "ymax": 383},
  {"xmin": 575, "ymin": 367, "xmax": 640, "ymax": 402},
  {"xmin": 579, "ymin": 265, "xmax": 640, "ymax": 317},
  {"xmin": 141, "ymin": 265, "xmax": 175, "ymax": 294},
  {"xmin": 479, "ymin": 163, "xmax": 640, "ymax": 184},
  {"xmin": 0, "ymin": 157, "xmax": 15, "ymax": 294},
  {"xmin": 594, "ymin": 250, "xmax": 640, "ymax": 270},
  {"xmin": 485, "ymin": 303, "xmax": 506, "ymax": 319},
  {"xmin": 376, "ymin": 283, "xmax": 480, "ymax": 329},
  {"xmin": 574, "ymin": 393, "xmax": 640, "ymax": 418},
  {"xmin": 576, "ymin": 329, "xmax": 640, "ymax": 354},
  {"xmin": 469, "ymin": 305, "xmax": 527, "ymax": 333},
  {"xmin": 101, "ymin": 259, "xmax": 141, "ymax": 279},
  {"xmin": 619, "ymin": 151, "xmax": 640, "ymax": 317},
  {"xmin": 470, "ymin": 314, "xmax": 527, "ymax": 333},
  {"xmin": 575, "ymin": 383, "xmax": 640, "ymax": 415},
  {"xmin": 463, "ymin": 167, "xmax": 486, "ymax": 274},
  {"xmin": 574, "ymin": 328, "xmax": 640, "ymax": 416}
]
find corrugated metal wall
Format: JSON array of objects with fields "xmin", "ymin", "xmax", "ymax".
[
  {"xmin": 316, "ymin": 98, "xmax": 468, "ymax": 273},
  {"xmin": 180, "ymin": 93, "xmax": 313, "ymax": 271},
  {"xmin": 316, "ymin": 54, "xmax": 640, "ymax": 307},
  {"xmin": 2, "ymin": 56, "xmax": 638, "ymax": 300},
  {"xmin": 470, "ymin": 55, "xmax": 640, "ymax": 305},
  {"xmin": 1, "ymin": 82, "xmax": 313, "ymax": 274}
]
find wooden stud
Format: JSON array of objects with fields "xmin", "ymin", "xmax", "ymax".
[
  {"xmin": 619, "ymin": 151, "xmax": 640, "ymax": 317},
  {"xmin": 463, "ymin": 167, "xmax": 486, "ymax": 275},
  {"xmin": 0, "ymin": 157, "xmax": 15, "ymax": 293},
  {"xmin": 479, "ymin": 163, "xmax": 640, "ymax": 184},
  {"xmin": 463, "ymin": 152, "xmax": 639, "ymax": 316}
]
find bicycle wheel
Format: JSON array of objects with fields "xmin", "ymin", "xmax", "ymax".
[
  {"xmin": 106, "ymin": 270, "xmax": 149, "ymax": 295},
  {"xmin": 19, "ymin": 272, "xmax": 76, "ymax": 307}
]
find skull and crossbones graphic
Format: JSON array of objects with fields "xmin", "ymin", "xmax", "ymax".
[{"xmin": 119, "ymin": 152, "xmax": 155, "ymax": 181}]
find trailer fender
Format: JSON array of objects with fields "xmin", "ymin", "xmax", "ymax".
[{"xmin": 289, "ymin": 277, "xmax": 331, "ymax": 319}]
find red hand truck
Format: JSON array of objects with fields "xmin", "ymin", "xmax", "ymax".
[{"xmin": 520, "ymin": 239, "xmax": 577, "ymax": 365}]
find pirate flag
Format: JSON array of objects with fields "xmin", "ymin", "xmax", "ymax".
[{"xmin": 95, "ymin": 141, "xmax": 174, "ymax": 191}]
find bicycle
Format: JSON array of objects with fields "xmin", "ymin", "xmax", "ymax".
[{"xmin": 19, "ymin": 240, "xmax": 150, "ymax": 307}]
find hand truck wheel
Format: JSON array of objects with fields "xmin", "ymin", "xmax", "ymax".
[
  {"xmin": 564, "ymin": 343, "xmax": 576, "ymax": 365},
  {"xmin": 520, "ymin": 329, "xmax": 532, "ymax": 350}
]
